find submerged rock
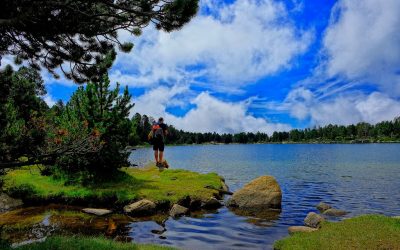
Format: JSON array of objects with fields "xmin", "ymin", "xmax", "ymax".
[
  {"xmin": 123, "ymin": 199, "xmax": 156, "ymax": 216},
  {"xmin": 170, "ymin": 204, "xmax": 188, "ymax": 218},
  {"xmin": 323, "ymin": 208, "xmax": 347, "ymax": 216},
  {"xmin": 227, "ymin": 176, "xmax": 282, "ymax": 210},
  {"xmin": 288, "ymin": 226, "xmax": 318, "ymax": 234},
  {"xmin": 304, "ymin": 212, "xmax": 325, "ymax": 228},
  {"xmin": 201, "ymin": 197, "xmax": 222, "ymax": 209},
  {"xmin": 316, "ymin": 202, "xmax": 332, "ymax": 212},
  {"xmin": 82, "ymin": 208, "xmax": 112, "ymax": 216},
  {"xmin": 0, "ymin": 193, "xmax": 23, "ymax": 213}
]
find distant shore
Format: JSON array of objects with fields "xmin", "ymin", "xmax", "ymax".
[{"xmin": 129, "ymin": 140, "xmax": 400, "ymax": 149}]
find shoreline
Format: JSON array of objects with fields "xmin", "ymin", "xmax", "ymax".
[{"xmin": 130, "ymin": 140, "xmax": 400, "ymax": 149}]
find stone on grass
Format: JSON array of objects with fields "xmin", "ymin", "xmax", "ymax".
[
  {"xmin": 227, "ymin": 176, "xmax": 282, "ymax": 210},
  {"xmin": 316, "ymin": 202, "xmax": 332, "ymax": 212},
  {"xmin": 323, "ymin": 208, "xmax": 347, "ymax": 217},
  {"xmin": 0, "ymin": 193, "xmax": 23, "ymax": 213},
  {"xmin": 170, "ymin": 204, "xmax": 188, "ymax": 218},
  {"xmin": 201, "ymin": 197, "xmax": 222, "ymax": 209},
  {"xmin": 124, "ymin": 199, "xmax": 156, "ymax": 216},
  {"xmin": 82, "ymin": 208, "xmax": 112, "ymax": 216},
  {"xmin": 288, "ymin": 226, "xmax": 318, "ymax": 234},
  {"xmin": 304, "ymin": 212, "xmax": 325, "ymax": 228}
]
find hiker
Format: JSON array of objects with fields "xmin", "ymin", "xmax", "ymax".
[{"xmin": 150, "ymin": 117, "xmax": 168, "ymax": 166}]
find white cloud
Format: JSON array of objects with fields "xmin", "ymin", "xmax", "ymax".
[
  {"xmin": 112, "ymin": 0, "xmax": 312, "ymax": 91},
  {"xmin": 132, "ymin": 85, "xmax": 291, "ymax": 134},
  {"xmin": 273, "ymin": 88, "xmax": 400, "ymax": 126},
  {"xmin": 270, "ymin": 0, "xmax": 400, "ymax": 127},
  {"xmin": 43, "ymin": 93, "xmax": 56, "ymax": 107},
  {"xmin": 322, "ymin": 0, "xmax": 400, "ymax": 95}
]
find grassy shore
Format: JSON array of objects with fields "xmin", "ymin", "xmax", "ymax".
[
  {"xmin": 1, "ymin": 236, "xmax": 176, "ymax": 250},
  {"xmin": 274, "ymin": 215, "xmax": 400, "ymax": 250},
  {"xmin": 2, "ymin": 165, "xmax": 223, "ymax": 206}
]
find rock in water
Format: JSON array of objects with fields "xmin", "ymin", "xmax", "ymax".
[
  {"xmin": 201, "ymin": 197, "xmax": 222, "ymax": 209},
  {"xmin": 227, "ymin": 176, "xmax": 282, "ymax": 209},
  {"xmin": 170, "ymin": 204, "xmax": 189, "ymax": 218},
  {"xmin": 82, "ymin": 208, "xmax": 112, "ymax": 216},
  {"xmin": 124, "ymin": 199, "xmax": 156, "ymax": 216},
  {"xmin": 304, "ymin": 212, "xmax": 325, "ymax": 228},
  {"xmin": 0, "ymin": 193, "xmax": 23, "ymax": 213},
  {"xmin": 316, "ymin": 202, "xmax": 332, "ymax": 212},
  {"xmin": 288, "ymin": 226, "xmax": 318, "ymax": 234},
  {"xmin": 323, "ymin": 208, "xmax": 347, "ymax": 216}
]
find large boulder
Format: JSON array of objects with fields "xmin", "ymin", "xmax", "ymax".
[
  {"xmin": 227, "ymin": 176, "xmax": 282, "ymax": 209},
  {"xmin": 123, "ymin": 199, "xmax": 156, "ymax": 216},
  {"xmin": 82, "ymin": 208, "xmax": 112, "ymax": 216},
  {"xmin": 323, "ymin": 208, "xmax": 347, "ymax": 217},
  {"xmin": 0, "ymin": 193, "xmax": 23, "ymax": 213},
  {"xmin": 288, "ymin": 226, "xmax": 318, "ymax": 234},
  {"xmin": 170, "ymin": 204, "xmax": 189, "ymax": 218},
  {"xmin": 304, "ymin": 212, "xmax": 325, "ymax": 228}
]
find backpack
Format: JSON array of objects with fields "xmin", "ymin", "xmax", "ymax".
[{"xmin": 150, "ymin": 123, "xmax": 164, "ymax": 142}]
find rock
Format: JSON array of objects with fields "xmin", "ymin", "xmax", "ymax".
[
  {"xmin": 288, "ymin": 226, "xmax": 318, "ymax": 234},
  {"xmin": 227, "ymin": 176, "xmax": 282, "ymax": 209},
  {"xmin": 316, "ymin": 202, "xmax": 332, "ymax": 212},
  {"xmin": 189, "ymin": 199, "xmax": 202, "ymax": 210},
  {"xmin": 123, "ymin": 199, "xmax": 156, "ymax": 216},
  {"xmin": 304, "ymin": 212, "xmax": 325, "ymax": 228},
  {"xmin": 169, "ymin": 204, "xmax": 189, "ymax": 218},
  {"xmin": 323, "ymin": 208, "xmax": 347, "ymax": 216},
  {"xmin": 0, "ymin": 193, "xmax": 23, "ymax": 213},
  {"xmin": 201, "ymin": 197, "xmax": 222, "ymax": 209},
  {"xmin": 221, "ymin": 181, "xmax": 230, "ymax": 192},
  {"xmin": 82, "ymin": 208, "xmax": 112, "ymax": 216}
]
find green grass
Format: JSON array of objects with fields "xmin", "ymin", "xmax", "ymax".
[
  {"xmin": 274, "ymin": 215, "xmax": 400, "ymax": 250},
  {"xmin": 1, "ymin": 236, "xmax": 176, "ymax": 250},
  {"xmin": 2, "ymin": 166, "xmax": 223, "ymax": 205}
]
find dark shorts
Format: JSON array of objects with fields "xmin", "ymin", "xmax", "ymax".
[{"xmin": 153, "ymin": 140, "xmax": 165, "ymax": 152}]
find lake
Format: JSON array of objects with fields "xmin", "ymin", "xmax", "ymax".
[
  {"xmin": 2, "ymin": 144, "xmax": 399, "ymax": 249},
  {"xmin": 127, "ymin": 144, "xmax": 400, "ymax": 249}
]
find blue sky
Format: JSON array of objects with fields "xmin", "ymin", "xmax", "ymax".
[{"xmin": 35, "ymin": 0, "xmax": 400, "ymax": 133}]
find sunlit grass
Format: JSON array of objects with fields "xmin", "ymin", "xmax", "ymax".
[
  {"xmin": 274, "ymin": 215, "xmax": 400, "ymax": 250},
  {"xmin": 3, "ymin": 236, "xmax": 177, "ymax": 250},
  {"xmin": 2, "ymin": 166, "xmax": 223, "ymax": 205}
]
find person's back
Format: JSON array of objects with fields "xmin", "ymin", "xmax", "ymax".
[{"xmin": 152, "ymin": 117, "xmax": 168, "ymax": 167}]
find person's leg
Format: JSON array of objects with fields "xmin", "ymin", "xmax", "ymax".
[
  {"xmin": 153, "ymin": 144, "xmax": 159, "ymax": 163},
  {"xmin": 159, "ymin": 143, "xmax": 165, "ymax": 162},
  {"xmin": 154, "ymin": 150, "xmax": 159, "ymax": 163}
]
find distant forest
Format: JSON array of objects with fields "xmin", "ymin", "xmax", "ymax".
[{"xmin": 130, "ymin": 114, "xmax": 400, "ymax": 145}]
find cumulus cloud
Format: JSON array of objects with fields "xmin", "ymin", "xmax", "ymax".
[
  {"xmin": 273, "ymin": 88, "xmax": 400, "ymax": 126},
  {"xmin": 322, "ymin": 0, "xmax": 400, "ymax": 95},
  {"xmin": 269, "ymin": 0, "xmax": 400, "ymax": 126},
  {"xmin": 132, "ymin": 85, "xmax": 291, "ymax": 134},
  {"xmin": 112, "ymin": 0, "xmax": 312, "ymax": 91}
]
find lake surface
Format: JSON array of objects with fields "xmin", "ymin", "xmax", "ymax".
[
  {"xmin": 2, "ymin": 144, "xmax": 400, "ymax": 249},
  {"xmin": 127, "ymin": 144, "xmax": 400, "ymax": 249}
]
